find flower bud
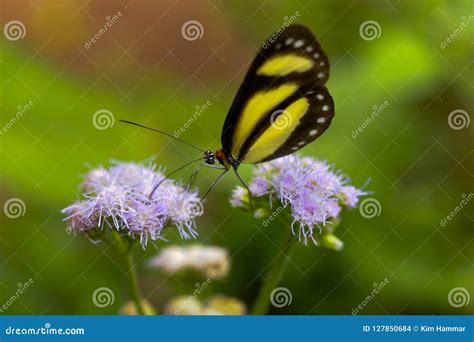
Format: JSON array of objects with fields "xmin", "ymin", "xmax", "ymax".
[
  {"xmin": 229, "ymin": 186, "xmax": 250, "ymax": 209},
  {"xmin": 254, "ymin": 207, "xmax": 271, "ymax": 220},
  {"xmin": 164, "ymin": 295, "xmax": 203, "ymax": 315},
  {"xmin": 321, "ymin": 234, "xmax": 344, "ymax": 251},
  {"xmin": 205, "ymin": 295, "xmax": 247, "ymax": 315}
]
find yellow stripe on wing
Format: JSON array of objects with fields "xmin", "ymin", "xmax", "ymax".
[
  {"xmin": 241, "ymin": 97, "xmax": 310, "ymax": 164},
  {"xmin": 257, "ymin": 55, "xmax": 314, "ymax": 77},
  {"xmin": 231, "ymin": 83, "xmax": 298, "ymax": 158}
]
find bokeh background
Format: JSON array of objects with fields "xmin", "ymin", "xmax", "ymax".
[{"xmin": 1, "ymin": 0, "xmax": 472, "ymax": 315}]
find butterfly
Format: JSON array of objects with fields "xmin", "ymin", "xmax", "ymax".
[{"xmin": 120, "ymin": 24, "xmax": 334, "ymax": 197}]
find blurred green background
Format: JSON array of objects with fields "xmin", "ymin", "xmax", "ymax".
[{"xmin": 1, "ymin": 0, "xmax": 472, "ymax": 315}]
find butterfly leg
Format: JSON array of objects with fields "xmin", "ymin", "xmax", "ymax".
[
  {"xmin": 202, "ymin": 169, "xmax": 228, "ymax": 200},
  {"xmin": 185, "ymin": 167, "xmax": 201, "ymax": 192},
  {"xmin": 233, "ymin": 168, "xmax": 254, "ymax": 211},
  {"xmin": 149, "ymin": 157, "xmax": 203, "ymax": 199},
  {"xmin": 205, "ymin": 164, "xmax": 227, "ymax": 170}
]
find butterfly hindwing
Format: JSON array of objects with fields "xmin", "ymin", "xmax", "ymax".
[
  {"xmin": 221, "ymin": 24, "xmax": 333, "ymax": 164},
  {"xmin": 241, "ymin": 85, "xmax": 334, "ymax": 163}
]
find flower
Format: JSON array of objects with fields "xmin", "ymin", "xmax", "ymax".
[
  {"xmin": 148, "ymin": 245, "xmax": 230, "ymax": 279},
  {"xmin": 339, "ymin": 185, "xmax": 366, "ymax": 208},
  {"xmin": 164, "ymin": 295, "xmax": 246, "ymax": 315},
  {"xmin": 229, "ymin": 155, "xmax": 367, "ymax": 244},
  {"xmin": 164, "ymin": 295, "xmax": 204, "ymax": 315},
  {"xmin": 203, "ymin": 295, "xmax": 247, "ymax": 315},
  {"xmin": 249, "ymin": 177, "xmax": 269, "ymax": 196},
  {"xmin": 230, "ymin": 186, "xmax": 249, "ymax": 208},
  {"xmin": 62, "ymin": 161, "xmax": 204, "ymax": 247}
]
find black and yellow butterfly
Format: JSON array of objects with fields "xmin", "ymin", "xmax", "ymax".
[{"xmin": 121, "ymin": 24, "xmax": 334, "ymax": 196}]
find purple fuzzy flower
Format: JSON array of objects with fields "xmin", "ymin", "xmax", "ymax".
[
  {"xmin": 249, "ymin": 177, "xmax": 269, "ymax": 196},
  {"xmin": 230, "ymin": 155, "xmax": 366, "ymax": 244},
  {"xmin": 62, "ymin": 161, "xmax": 204, "ymax": 247},
  {"xmin": 62, "ymin": 200, "xmax": 97, "ymax": 233},
  {"xmin": 123, "ymin": 198, "xmax": 168, "ymax": 246},
  {"xmin": 155, "ymin": 183, "xmax": 202, "ymax": 239},
  {"xmin": 340, "ymin": 185, "xmax": 366, "ymax": 208}
]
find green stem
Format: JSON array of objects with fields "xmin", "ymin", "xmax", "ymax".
[
  {"xmin": 251, "ymin": 225, "xmax": 297, "ymax": 315},
  {"xmin": 124, "ymin": 247, "xmax": 146, "ymax": 315},
  {"xmin": 111, "ymin": 231, "xmax": 145, "ymax": 315}
]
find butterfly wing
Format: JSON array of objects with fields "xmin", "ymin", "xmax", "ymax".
[{"xmin": 221, "ymin": 24, "xmax": 334, "ymax": 164}]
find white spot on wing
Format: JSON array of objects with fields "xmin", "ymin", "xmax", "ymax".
[
  {"xmin": 317, "ymin": 117, "xmax": 326, "ymax": 123},
  {"xmin": 291, "ymin": 146, "xmax": 298, "ymax": 151},
  {"xmin": 322, "ymin": 105, "xmax": 329, "ymax": 111},
  {"xmin": 285, "ymin": 38, "xmax": 294, "ymax": 46},
  {"xmin": 309, "ymin": 129, "xmax": 318, "ymax": 136},
  {"xmin": 293, "ymin": 39, "xmax": 304, "ymax": 48},
  {"xmin": 298, "ymin": 141, "xmax": 305, "ymax": 146},
  {"xmin": 275, "ymin": 42, "xmax": 282, "ymax": 49},
  {"xmin": 305, "ymin": 46, "xmax": 313, "ymax": 53},
  {"xmin": 319, "ymin": 61, "xmax": 325, "ymax": 66},
  {"xmin": 317, "ymin": 72, "xmax": 325, "ymax": 78},
  {"xmin": 313, "ymin": 52, "xmax": 320, "ymax": 59},
  {"xmin": 316, "ymin": 94, "xmax": 324, "ymax": 100}
]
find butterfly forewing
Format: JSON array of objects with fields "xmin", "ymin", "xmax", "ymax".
[{"xmin": 221, "ymin": 24, "xmax": 334, "ymax": 164}]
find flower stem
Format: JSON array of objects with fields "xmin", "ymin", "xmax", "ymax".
[
  {"xmin": 111, "ymin": 231, "xmax": 146, "ymax": 315},
  {"xmin": 251, "ymin": 225, "xmax": 297, "ymax": 315},
  {"xmin": 124, "ymin": 246, "xmax": 146, "ymax": 315}
]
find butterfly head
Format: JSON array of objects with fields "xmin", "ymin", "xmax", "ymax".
[
  {"xmin": 208, "ymin": 148, "xmax": 232, "ymax": 170},
  {"xmin": 204, "ymin": 149, "xmax": 230, "ymax": 170},
  {"xmin": 204, "ymin": 150, "xmax": 217, "ymax": 165}
]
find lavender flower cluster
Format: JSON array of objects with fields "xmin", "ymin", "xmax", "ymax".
[
  {"xmin": 230, "ymin": 155, "xmax": 366, "ymax": 244},
  {"xmin": 62, "ymin": 161, "xmax": 203, "ymax": 247},
  {"xmin": 148, "ymin": 245, "xmax": 230, "ymax": 279}
]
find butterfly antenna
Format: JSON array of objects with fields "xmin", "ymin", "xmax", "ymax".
[
  {"xmin": 119, "ymin": 120, "xmax": 206, "ymax": 153},
  {"xmin": 149, "ymin": 157, "xmax": 204, "ymax": 199}
]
